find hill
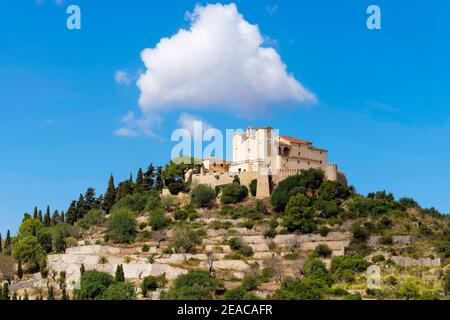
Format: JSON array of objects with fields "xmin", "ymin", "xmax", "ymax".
[{"xmin": 0, "ymin": 161, "xmax": 449, "ymax": 300}]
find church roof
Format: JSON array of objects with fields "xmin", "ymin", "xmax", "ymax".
[{"xmin": 280, "ymin": 135, "xmax": 312, "ymax": 145}]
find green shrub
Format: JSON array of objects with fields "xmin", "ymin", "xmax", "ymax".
[
  {"xmin": 220, "ymin": 183, "xmax": 248, "ymax": 204},
  {"xmin": 260, "ymin": 267, "xmax": 274, "ymax": 283},
  {"xmin": 284, "ymin": 252, "xmax": 299, "ymax": 260},
  {"xmin": 249, "ymin": 179, "xmax": 257, "ymax": 197},
  {"xmin": 238, "ymin": 245, "xmax": 254, "ymax": 257},
  {"xmin": 223, "ymin": 286, "xmax": 247, "ymax": 300},
  {"xmin": 101, "ymin": 282, "xmax": 135, "ymax": 300},
  {"xmin": 211, "ymin": 221, "xmax": 233, "ymax": 230},
  {"xmin": 313, "ymin": 244, "xmax": 332, "ymax": 258},
  {"xmin": 160, "ymin": 270, "xmax": 221, "ymax": 300},
  {"xmin": 224, "ymin": 253, "xmax": 244, "ymax": 260},
  {"xmin": 107, "ymin": 208, "xmax": 137, "ymax": 243},
  {"xmin": 168, "ymin": 181, "xmax": 187, "ymax": 195},
  {"xmin": 141, "ymin": 244, "xmax": 150, "ymax": 252},
  {"xmin": 351, "ymin": 224, "xmax": 370, "ymax": 242},
  {"xmin": 380, "ymin": 235, "xmax": 393, "ymax": 245},
  {"xmin": 141, "ymin": 275, "xmax": 167, "ymax": 297},
  {"xmin": 274, "ymin": 276, "xmax": 327, "ymax": 300},
  {"xmin": 443, "ymin": 270, "xmax": 450, "ymax": 295},
  {"xmin": 191, "ymin": 184, "xmax": 216, "ymax": 208},
  {"xmin": 242, "ymin": 275, "xmax": 259, "ymax": 291},
  {"xmin": 264, "ymin": 228, "xmax": 277, "ymax": 239},
  {"xmin": 79, "ymin": 270, "xmax": 115, "ymax": 300},
  {"xmin": 386, "ymin": 275, "xmax": 398, "ymax": 286},
  {"xmin": 170, "ymin": 225, "xmax": 202, "ymax": 254},
  {"xmin": 240, "ymin": 220, "xmax": 254, "ymax": 230},
  {"xmin": 227, "ymin": 237, "xmax": 242, "ymax": 250},
  {"xmin": 138, "ymin": 222, "xmax": 147, "ymax": 230},
  {"xmin": 160, "ymin": 195, "xmax": 178, "ymax": 210},
  {"xmin": 148, "ymin": 208, "xmax": 171, "ymax": 231},
  {"xmin": 77, "ymin": 209, "xmax": 105, "ymax": 230},
  {"xmin": 318, "ymin": 226, "xmax": 331, "ymax": 237},
  {"xmin": 371, "ymin": 255, "xmax": 386, "ymax": 263},
  {"xmin": 330, "ymin": 255, "xmax": 370, "ymax": 274},
  {"xmin": 344, "ymin": 293, "xmax": 362, "ymax": 300}
]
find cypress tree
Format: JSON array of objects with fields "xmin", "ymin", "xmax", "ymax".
[
  {"xmin": 4, "ymin": 230, "xmax": 11, "ymax": 255},
  {"xmin": 33, "ymin": 206, "xmax": 38, "ymax": 219},
  {"xmin": 76, "ymin": 194, "xmax": 89, "ymax": 220},
  {"xmin": 60, "ymin": 211, "xmax": 65, "ymax": 223},
  {"xmin": 47, "ymin": 286, "xmax": 55, "ymax": 300},
  {"xmin": 22, "ymin": 212, "xmax": 31, "ymax": 222},
  {"xmin": 61, "ymin": 288, "xmax": 69, "ymax": 300},
  {"xmin": 103, "ymin": 174, "xmax": 116, "ymax": 214},
  {"xmin": 12, "ymin": 291, "xmax": 17, "ymax": 300},
  {"xmin": 80, "ymin": 263, "xmax": 85, "ymax": 275},
  {"xmin": 17, "ymin": 260, "xmax": 23, "ymax": 279},
  {"xmin": 135, "ymin": 168, "xmax": 144, "ymax": 193},
  {"xmin": 51, "ymin": 210, "xmax": 60, "ymax": 226},
  {"xmin": 115, "ymin": 264, "xmax": 125, "ymax": 282},
  {"xmin": 66, "ymin": 201, "xmax": 77, "ymax": 225},
  {"xmin": 38, "ymin": 209, "xmax": 43, "ymax": 223},
  {"xmin": 43, "ymin": 206, "xmax": 51, "ymax": 227},
  {"xmin": 155, "ymin": 166, "xmax": 164, "ymax": 190},
  {"xmin": 143, "ymin": 163, "xmax": 155, "ymax": 191},
  {"xmin": 0, "ymin": 233, "xmax": 2, "ymax": 254}
]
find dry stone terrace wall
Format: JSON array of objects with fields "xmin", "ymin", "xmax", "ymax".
[{"xmin": 45, "ymin": 231, "xmax": 354, "ymax": 290}]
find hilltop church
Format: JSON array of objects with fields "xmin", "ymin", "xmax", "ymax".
[{"xmin": 191, "ymin": 126, "xmax": 346, "ymax": 198}]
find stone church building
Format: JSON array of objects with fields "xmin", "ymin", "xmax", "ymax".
[{"xmin": 191, "ymin": 126, "xmax": 346, "ymax": 198}]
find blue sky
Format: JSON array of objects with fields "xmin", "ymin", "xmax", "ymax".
[{"xmin": 1, "ymin": 0, "xmax": 449, "ymax": 235}]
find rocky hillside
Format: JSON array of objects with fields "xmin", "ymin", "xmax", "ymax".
[{"xmin": 1, "ymin": 164, "xmax": 449, "ymax": 300}]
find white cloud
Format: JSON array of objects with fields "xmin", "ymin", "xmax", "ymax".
[
  {"xmin": 177, "ymin": 113, "xmax": 213, "ymax": 136},
  {"xmin": 114, "ymin": 111, "xmax": 162, "ymax": 138},
  {"xmin": 114, "ymin": 70, "xmax": 131, "ymax": 85},
  {"xmin": 136, "ymin": 3, "xmax": 316, "ymax": 115}
]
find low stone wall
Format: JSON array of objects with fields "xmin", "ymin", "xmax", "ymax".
[
  {"xmin": 368, "ymin": 235, "xmax": 418, "ymax": 246},
  {"xmin": 390, "ymin": 256, "xmax": 441, "ymax": 267}
]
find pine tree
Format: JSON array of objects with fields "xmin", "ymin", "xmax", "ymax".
[
  {"xmin": 4, "ymin": 230, "xmax": 11, "ymax": 255},
  {"xmin": 60, "ymin": 211, "xmax": 65, "ymax": 223},
  {"xmin": 17, "ymin": 260, "xmax": 23, "ymax": 279},
  {"xmin": 43, "ymin": 206, "xmax": 51, "ymax": 227},
  {"xmin": 38, "ymin": 209, "xmax": 43, "ymax": 223},
  {"xmin": 47, "ymin": 286, "xmax": 55, "ymax": 300},
  {"xmin": 2, "ymin": 283, "xmax": 10, "ymax": 300},
  {"xmin": 66, "ymin": 201, "xmax": 77, "ymax": 225},
  {"xmin": 80, "ymin": 263, "xmax": 85, "ymax": 275},
  {"xmin": 115, "ymin": 264, "xmax": 125, "ymax": 282},
  {"xmin": 155, "ymin": 166, "xmax": 164, "ymax": 190},
  {"xmin": 84, "ymin": 187, "xmax": 97, "ymax": 210},
  {"xmin": 51, "ymin": 210, "xmax": 60, "ymax": 226},
  {"xmin": 33, "ymin": 206, "xmax": 38, "ymax": 219},
  {"xmin": 143, "ymin": 163, "xmax": 155, "ymax": 191},
  {"xmin": 103, "ymin": 174, "xmax": 116, "ymax": 214}
]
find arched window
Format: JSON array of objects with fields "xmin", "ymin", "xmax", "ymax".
[{"xmin": 282, "ymin": 147, "xmax": 290, "ymax": 157}]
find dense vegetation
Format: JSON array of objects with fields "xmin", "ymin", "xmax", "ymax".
[{"xmin": 1, "ymin": 160, "xmax": 449, "ymax": 300}]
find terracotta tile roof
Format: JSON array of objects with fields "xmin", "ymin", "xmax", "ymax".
[{"xmin": 280, "ymin": 135, "xmax": 311, "ymax": 145}]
